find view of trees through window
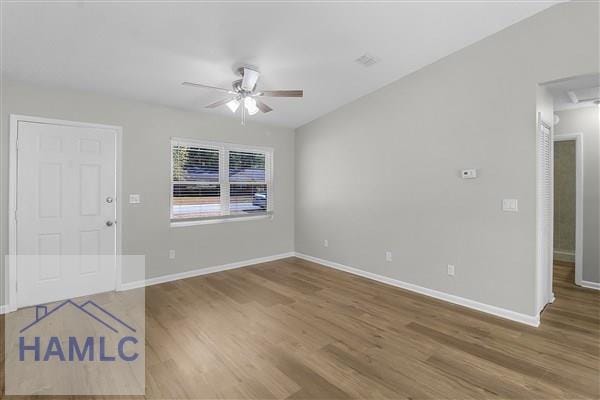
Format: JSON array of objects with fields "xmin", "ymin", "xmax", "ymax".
[
  {"xmin": 229, "ymin": 151, "xmax": 267, "ymax": 213},
  {"xmin": 171, "ymin": 143, "xmax": 270, "ymax": 220}
]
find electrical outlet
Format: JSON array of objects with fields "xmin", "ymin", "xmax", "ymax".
[
  {"xmin": 169, "ymin": 250, "xmax": 176, "ymax": 259},
  {"xmin": 323, "ymin": 239, "xmax": 329, "ymax": 248},
  {"xmin": 385, "ymin": 251, "xmax": 393, "ymax": 262},
  {"xmin": 447, "ymin": 264, "xmax": 455, "ymax": 276}
]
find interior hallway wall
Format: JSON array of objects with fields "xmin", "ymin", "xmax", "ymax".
[
  {"xmin": 553, "ymin": 140, "xmax": 576, "ymax": 263},
  {"xmin": 555, "ymin": 107, "xmax": 600, "ymax": 284}
]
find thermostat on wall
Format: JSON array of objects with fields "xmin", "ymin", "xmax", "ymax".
[{"xmin": 461, "ymin": 169, "xmax": 477, "ymax": 179}]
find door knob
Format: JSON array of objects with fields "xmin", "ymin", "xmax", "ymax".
[{"xmin": 106, "ymin": 221, "xmax": 114, "ymax": 227}]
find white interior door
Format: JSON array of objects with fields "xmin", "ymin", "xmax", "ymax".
[{"xmin": 16, "ymin": 121, "xmax": 117, "ymax": 307}]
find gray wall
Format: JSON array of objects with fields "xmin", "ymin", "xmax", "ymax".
[
  {"xmin": 555, "ymin": 107, "xmax": 600, "ymax": 283},
  {"xmin": 295, "ymin": 2, "xmax": 599, "ymax": 316},
  {"xmin": 553, "ymin": 141, "xmax": 576, "ymax": 262},
  {"xmin": 0, "ymin": 80, "xmax": 295, "ymax": 305}
]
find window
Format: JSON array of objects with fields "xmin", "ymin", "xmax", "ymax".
[{"xmin": 171, "ymin": 138, "xmax": 272, "ymax": 224}]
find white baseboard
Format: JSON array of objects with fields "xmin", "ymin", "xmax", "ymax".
[
  {"xmin": 119, "ymin": 252, "xmax": 296, "ymax": 291},
  {"xmin": 0, "ymin": 303, "xmax": 16, "ymax": 315},
  {"xmin": 0, "ymin": 251, "xmax": 547, "ymax": 328},
  {"xmin": 581, "ymin": 280, "xmax": 600, "ymax": 290},
  {"xmin": 294, "ymin": 253, "xmax": 540, "ymax": 327}
]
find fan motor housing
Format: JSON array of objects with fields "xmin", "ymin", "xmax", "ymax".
[{"xmin": 233, "ymin": 66, "xmax": 260, "ymax": 93}]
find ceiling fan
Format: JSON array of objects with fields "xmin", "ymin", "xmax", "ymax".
[{"xmin": 182, "ymin": 66, "xmax": 303, "ymax": 124}]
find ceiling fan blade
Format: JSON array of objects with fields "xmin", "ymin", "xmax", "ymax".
[
  {"xmin": 255, "ymin": 99, "xmax": 273, "ymax": 113},
  {"xmin": 205, "ymin": 97, "xmax": 236, "ymax": 109},
  {"xmin": 577, "ymin": 97, "xmax": 600, "ymax": 102},
  {"xmin": 241, "ymin": 68, "xmax": 260, "ymax": 91},
  {"xmin": 258, "ymin": 90, "xmax": 303, "ymax": 98},
  {"xmin": 182, "ymin": 82, "xmax": 233, "ymax": 93}
]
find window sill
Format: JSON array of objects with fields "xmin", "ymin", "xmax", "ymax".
[{"xmin": 170, "ymin": 213, "xmax": 273, "ymax": 228}]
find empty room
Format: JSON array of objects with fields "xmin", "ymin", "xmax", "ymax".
[{"xmin": 1, "ymin": 1, "xmax": 599, "ymax": 399}]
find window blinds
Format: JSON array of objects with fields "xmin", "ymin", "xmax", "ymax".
[
  {"xmin": 229, "ymin": 151, "xmax": 267, "ymax": 215},
  {"xmin": 171, "ymin": 139, "xmax": 272, "ymax": 221}
]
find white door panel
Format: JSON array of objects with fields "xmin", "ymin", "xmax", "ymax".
[{"xmin": 16, "ymin": 121, "xmax": 117, "ymax": 307}]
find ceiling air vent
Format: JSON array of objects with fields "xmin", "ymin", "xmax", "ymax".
[{"xmin": 355, "ymin": 53, "xmax": 379, "ymax": 67}]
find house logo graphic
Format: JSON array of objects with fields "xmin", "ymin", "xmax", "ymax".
[{"xmin": 18, "ymin": 299, "xmax": 140, "ymax": 362}]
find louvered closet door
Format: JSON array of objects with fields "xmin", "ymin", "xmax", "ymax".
[
  {"xmin": 538, "ymin": 122, "xmax": 553, "ymax": 308},
  {"xmin": 16, "ymin": 121, "xmax": 117, "ymax": 307}
]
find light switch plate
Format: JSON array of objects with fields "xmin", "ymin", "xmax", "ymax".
[
  {"xmin": 502, "ymin": 199, "xmax": 518, "ymax": 212},
  {"xmin": 447, "ymin": 264, "xmax": 455, "ymax": 276},
  {"xmin": 129, "ymin": 194, "xmax": 141, "ymax": 204}
]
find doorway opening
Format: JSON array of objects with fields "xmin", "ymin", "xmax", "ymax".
[
  {"xmin": 553, "ymin": 133, "xmax": 583, "ymax": 285},
  {"xmin": 537, "ymin": 73, "xmax": 600, "ymax": 314}
]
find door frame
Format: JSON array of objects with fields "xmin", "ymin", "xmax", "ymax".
[
  {"xmin": 7, "ymin": 114, "xmax": 123, "ymax": 312},
  {"xmin": 553, "ymin": 132, "xmax": 584, "ymax": 286}
]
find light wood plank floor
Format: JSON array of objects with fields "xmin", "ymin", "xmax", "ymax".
[{"xmin": 1, "ymin": 257, "xmax": 599, "ymax": 399}]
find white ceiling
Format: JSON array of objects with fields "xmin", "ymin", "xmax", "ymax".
[
  {"xmin": 2, "ymin": 2, "xmax": 558, "ymax": 128},
  {"xmin": 544, "ymin": 74, "xmax": 600, "ymax": 111}
]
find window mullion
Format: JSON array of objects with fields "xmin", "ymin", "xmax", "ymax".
[{"xmin": 221, "ymin": 148, "xmax": 230, "ymax": 216}]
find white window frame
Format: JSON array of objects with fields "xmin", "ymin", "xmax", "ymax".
[{"xmin": 170, "ymin": 138, "xmax": 273, "ymax": 227}]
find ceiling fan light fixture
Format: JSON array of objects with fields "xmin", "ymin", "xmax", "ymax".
[
  {"xmin": 244, "ymin": 97, "xmax": 259, "ymax": 115},
  {"xmin": 226, "ymin": 98, "xmax": 240, "ymax": 113},
  {"xmin": 183, "ymin": 66, "xmax": 303, "ymax": 124}
]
